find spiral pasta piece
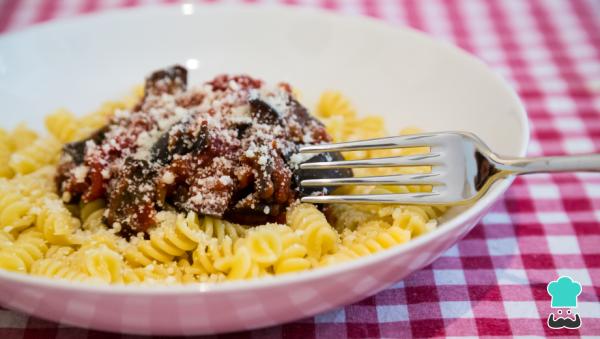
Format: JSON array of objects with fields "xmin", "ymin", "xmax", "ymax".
[
  {"xmin": 9, "ymin": 136, "xmax": 62, "ymax": 175},
  {"xmin": 31, "ymin": 258, "xmax": 90, "ymax": 282},
  {"xmin": 192, "ymin": 237, "xmax": 233, "ymax": 275},
  {"xmin": 225, "ymin": 244, "xmax": 262, "ymax": 280},
  {"xmin": 377, "ymin": 206, "xmax": 436, "ymax": 237},
  {"xmin": 32, "ymin": 241, "xmax": 122, "ymax": 283},
  {"xmin": 35, "ymin": 198, "xmax": 80, "ymax": 245},
  {"xmin": 316, "ymin": 91, "xmax": 356, "ymax": 119},
  {"xmin": 167, "ymin": 212, "xmax": 205, "ymax": 251},
  {"xmin": 45, "ymin": 109, "xmax": 80, "ymax": 143},
  {"xmin": 0, "ymin": 190, "xmax": 35, "ymax": 234},
  {"xmin": 125, "ymin": 239, "xmax": 174, "ymax": 267},
  {"xmin": 246, "ymin": 224, "xmax": 284, "ymax": 266},
  {"xmin": 198, "ymin": 215, "xmax": 247, "ymax": 243},
  {"xmin": 287, "ymin": 204, "xmax": 339, "ymax": 260},
  {"xmin": 192, "ymin": 237, "xmax": 264, "ymax": 280},
  {"xmin": 9, "ymin": 124, "xmax": 38, "ymax": 151},
  {"xmin": 321, "ymin": 221, "xmax": 411, "ymax": 267},
  {"xmin": 273, "ymin": 229, "xmax": 311, "ymax": 275},
  {"xmin": 242, "ymin": 224, "xmax": 311, "ymax": 275},
  {"xmin": 82, "ymin": 245, "xmax": 124, "ymax": 284},
  {"xmin": 124, "ymin": 212, "xmax": 204, "ymax": 267},
  {"xmin": 0, "ymin": 229, "xmax": 48, "ymax": 272},
  {"xmin": 355, "ymin": 221, "xmax": 411, "ymax": 248}
]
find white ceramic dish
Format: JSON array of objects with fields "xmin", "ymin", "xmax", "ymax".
[{"xmin": 0, "ymin": 4, "xmax": 529, "ymax": 335}]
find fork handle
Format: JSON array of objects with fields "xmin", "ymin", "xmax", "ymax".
[{"xmin": 498, "ymin": 154, "xmax": 600, "ymax": 175}]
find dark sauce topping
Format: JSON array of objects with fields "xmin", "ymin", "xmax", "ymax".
[
  {"xmin": 143, "ymin": 65, "xmax": 187, "ymax": 98},
  {"xmin": 107, "ymin": 158, "xmax": 158, "ymax": 233},
  {"xmin": 56, "ymin": 66, "xmax": 351, "ymax": 235}
]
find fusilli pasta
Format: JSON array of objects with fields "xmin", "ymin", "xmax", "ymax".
[
  {"xmin": 0, "ymin": 229, "xmax": 48, "ymax": 272},
  {"xmin": 9, "ymin": 124, "xmax": 38, "ymax": 151},
  {"xmin": 9, "ymin": 136, "xmax": 61, "ymax": 175},
  {"xmin": 0, "ymin": 90, "xmax": 444, "ymax": 284},
  {"xmin": 81, "ymin": 245, "xmax": 124, "ymax": 284},
  {"xmin": 316, "ymin": 91, "xmax": 357, "ymax": 119},
  {"xmin": 287, "ymin": 204, "xmax": 339, "ymax": 260},
  {"xmin": 35, "ymin": 197, "xmax": 80, "ymax": 245},
  {"xmin": 0, "ymin": 190, "xmax": 35, "ymax": 235},
  {"xmin": 245, "ymin": 223, "xmax": 311, "ymax": 274},
  {"xmin": 31, "ymin": 258, "xmax": 91, "ymax": 282},
  {"xmin": 192, "ymin": 237, "xmax": 264, "ymax": 280},
  {"xmin": 320, "ymin": 221, "xmax": 411, "ymax": 266},
  {"xmin": 45, "ymin": 109, "xmax": 80, "ymax": 143},
  {"xmin": 197, "ymin": 215, "xmax": 247, "ymax": 243}
]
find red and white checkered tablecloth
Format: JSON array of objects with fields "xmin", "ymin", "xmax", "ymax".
[{"xmin": 1, "ymin": 0, "xmax": 599, "ymax": 337}]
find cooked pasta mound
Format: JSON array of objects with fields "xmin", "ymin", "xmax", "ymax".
[{"xmin": 0, "ymin": 66, "xmax": 445, "ymax": 284}]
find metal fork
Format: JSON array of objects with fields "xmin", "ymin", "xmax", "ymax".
[{"xmin": 299, "ymin": 132, "xmax": 600, "ymax": 205}]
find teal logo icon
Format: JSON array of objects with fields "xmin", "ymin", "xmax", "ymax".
[
  {"xmin": 546, "ymin": 276, "xmax": 582, "ymax": 330},
  {"xmin": 548, "ymin": 276, "xmax": 582, "ymax": 308}
]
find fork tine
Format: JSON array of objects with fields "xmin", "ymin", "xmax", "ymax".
[
  {"xmin": 300, "ymin": 192, "xmax": 446, "ymax": 205},
  {"xmin": 299, "ymin": 153, "xmax": 441, "ymax": 169},
  {"xmin": 299, "ymin": 134, "xmax": 440, "ymax": 153},
  {"xmin": 301, "ymin": 173, "xmax": 442, "ymax": 186}
]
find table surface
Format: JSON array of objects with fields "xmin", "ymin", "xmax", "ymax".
[{"xmin": 1, "ymin": 0, "xmax": 599, "ymax": 338}]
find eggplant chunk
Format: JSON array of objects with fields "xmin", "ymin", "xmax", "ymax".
[
  {"xmin": 151, "ymin": 120, "xmax": 208, "ymax": 164},
  {"xmin": 62, "ymin": 126, "xmax": 108, "ymax": 164},
  {"xmin": 106, "ymin": 158, "xmax": 158, "ymax": 233},
  {"xmin": 62, "ymin": 141, "xmax": 86, "ymax": 165},
  {"xmin": 288, "ymin": 98, "xmax": 314, "ymax": 125},
  {"xmin": 144, "ymin": 65, "xmax": 188, "ymax": 97},
  {"xmin": 294, "ymin": 152, "xmax": 353, "ymax": 196},
  {"xmin": 150, "ymin": 132, "xmax": 170, "ymax": 164},
  {"xmin": 249, "ymin": 97, "xmax": 281, "ymax": 125}
]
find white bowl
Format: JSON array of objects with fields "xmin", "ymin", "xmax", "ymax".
[{"xmin": 0, "ymin": 4, "xmax": 529, "ymax": 335}]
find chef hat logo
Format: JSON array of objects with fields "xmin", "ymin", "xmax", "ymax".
[{"xmin": 547, "ymin": 276, "xmax": 582, "ymax": 308}]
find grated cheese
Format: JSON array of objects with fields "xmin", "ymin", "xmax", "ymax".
[
  {"xmin": 73, "ymin": 166, "xmax": 89, "ymax": 183},
  {"xmin": 162, "ymin": 171, "xmax": 175, "ymax": 185}
]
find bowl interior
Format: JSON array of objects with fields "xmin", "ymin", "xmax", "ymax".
[
  {"xmin": 0, "ymin": 5, "xmax": 528, "ymax": 289},
  {"xmin": 0, "ymin": 5, "xmax": 526, "ymax": 156}
]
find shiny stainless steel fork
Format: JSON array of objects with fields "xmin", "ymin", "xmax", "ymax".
[{"xmin": 299, "ymin": 132, "xmax": 600, "ymax": 205}]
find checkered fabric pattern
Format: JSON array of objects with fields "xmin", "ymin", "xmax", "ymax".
[{"xmin": 1, "ymin": 0, "xmax": 599, "ymax": 337}]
